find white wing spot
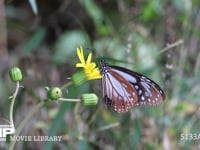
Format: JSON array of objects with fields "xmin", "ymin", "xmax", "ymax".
[
  {"xmin": 138, "ymin": 90, "xmax": 142, "ymax": 95},
  {"xmin": 141, "ymin": 96, "xmax": 145, "ymax": 101},
  {"xmin": 141, "ymin": 76, "xmax": 146, "ymax": 79},
  {"xmin": 146, "ymin": 79, "xmax": 151, "ymax": 82},
  {"xmin": 134, "ymin": 85, "xmax": 139, "ymax": 89}
]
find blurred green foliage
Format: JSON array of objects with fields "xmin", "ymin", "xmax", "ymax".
[
  {"xmin": 54, "ymin": 30, "xmax": 89, "ymax": 64},
  {"xmin": 23, "ymin": 27, "xmax": 46, "ymax": 54},
  {"xmin": 1, "ymin": 0, "xmax": 200, "ymax": 149}
]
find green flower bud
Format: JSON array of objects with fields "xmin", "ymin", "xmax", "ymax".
[
  {"xmin": 81, "ymin": 93, "xmax": 98, "ymax": 106},
  {"xmin": 9, "ymin": 67, "xmax": 23, "ymax": 82},
  {"xmin": 47, "ymin": 87, "xmax": 62, "ymax": 101},
  {"xmin": 72, "ymin": 70, "xmax": 87, "ymax": 86}
]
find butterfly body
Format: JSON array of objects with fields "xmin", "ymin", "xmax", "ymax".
[{"xmin": 100, "ymin": 61, "xmax": 166, "ymax": 112}]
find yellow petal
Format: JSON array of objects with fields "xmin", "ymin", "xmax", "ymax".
[
  {"xmin": 77, "ymin": 47, "xmax": 85, "ymax": 65},
  {"xmin": 93, "ymin": 68, "xmax": 101, "ymax": 73},
  {"xmin": 88, "ymin": 73, "xmax": 102, "ymax": 80},
  {"xmin": 90, "ymin": 63, "xmax": 96, "ymax": 68},
  {"xmin": 76, "ymin": 63, "xmax": 84, "ymax": 67},
  {"xmin": 84, "ymin": 63, "xmax": 96, "ymax": 74},
  {"xmin": 86, "ymin": 53, "xmax": 92, "ymax": 64},
  {"xmin": 87, "ymin": 68, "xmax": 102, "ymax": 80},
  {"xmin": 75, "ymin": 46, "xmax": 102, "ymax": 80}
]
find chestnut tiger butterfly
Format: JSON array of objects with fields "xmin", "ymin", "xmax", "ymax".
[{"xmin": 100, "ymin": 60, "xmax": 166, "ymax": 113}]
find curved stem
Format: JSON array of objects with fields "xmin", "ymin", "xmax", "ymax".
[
  {"xmin": 10, "ymin": 81, "xmax": 20, "ymax": 129},
  {"xmin": 9, "ymin": 101, "xmax": 45, "ymax": 150}
]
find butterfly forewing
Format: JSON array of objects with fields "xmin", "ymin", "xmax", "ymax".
[
  {"xmin": 111, "ymin": 66, "xmax": 166, "ymax": 106},
  {"xmin": 100, "ymin": 61, "xmax": 166, "ymax": 113},
  {"xmin": 102, "ymin": 66, "xmax": 138, "ymax": 112}
]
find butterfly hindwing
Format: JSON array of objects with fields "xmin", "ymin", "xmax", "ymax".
[{"xmin": 102, "ymin": 66, "xmax": 138, "ymax": 112}]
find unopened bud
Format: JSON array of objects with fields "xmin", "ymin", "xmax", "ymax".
[{"xmin": 81, "ymin": 93, "xmax": 98, "ymax": 106}]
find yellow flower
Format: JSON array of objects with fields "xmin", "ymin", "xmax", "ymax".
[{"xmin": 76, "ymin": 46, "xmax": 102, "ymax": 80}]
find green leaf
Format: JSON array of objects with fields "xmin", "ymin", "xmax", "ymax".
[
  {"xmin": 23, "ymin": 27, "xmax": 46, "ymax": 54},
  {"xmin": 130, "ymin": 119, "xmax": 142, "ymax": 149},
  {"xmin": 77, "ymin": 139, "xmax": 91, "ymax": 150},
  {"xmin": 81, "ymin": 0, "xmax": 103, "ymax": 24}
]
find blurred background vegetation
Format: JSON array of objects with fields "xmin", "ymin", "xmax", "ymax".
[{"xmin": 0, "ymin": 0, "xmax": 200, "ymax": 149}]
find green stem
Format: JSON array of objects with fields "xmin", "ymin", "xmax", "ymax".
[
  {"xmin": 10, "ymin": 81, "xmax": 20, "ymax": 129},
  {"xmin": 60, "ymin": 81, "xmax": 73, "ymax": 90},
  {"xmin": 9, "ymin": 101, "xmax": 45, "ymax": 150},
  {"xmin": 59, "ymin": 98, "xmax": 81, "ymax": 102}
]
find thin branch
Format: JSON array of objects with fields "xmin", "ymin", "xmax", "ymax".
[{"xmin": 159, "ymin": 39, "xmax": 184, "ymax": 54}]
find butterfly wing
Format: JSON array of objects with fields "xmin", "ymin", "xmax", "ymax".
[
  {"xmin": 111, "ymin": 66, "xmax": 166, "ymax": 106},
  {"xmin": 102, "ymin": 66, "xmax": 138, "ymax": 112}
]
